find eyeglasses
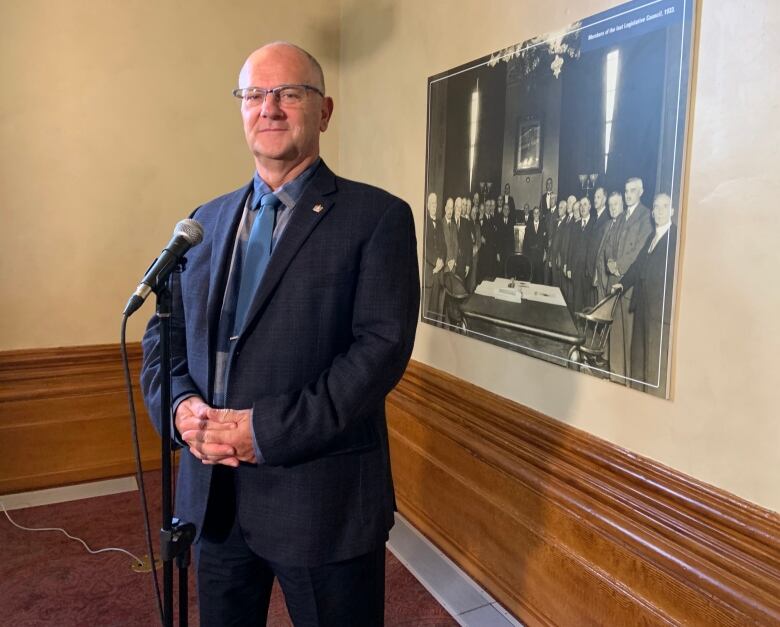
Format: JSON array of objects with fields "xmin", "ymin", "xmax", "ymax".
[{"xmin": 232, "ymin": 84, "xmax": 324, "ymax": 108}]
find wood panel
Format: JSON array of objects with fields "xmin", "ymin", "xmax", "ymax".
[
  {"xmin": 0, "ymin": 343, "xmax": 162, "ymax": 494},
  {"xmin": 387, "ymin": 361, "xmax": 780, "ymax": 626}
]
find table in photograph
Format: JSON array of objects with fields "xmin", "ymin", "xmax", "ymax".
[{"xmin": 461, "ymin": 280, "xmax": 584, "ymax": 362}]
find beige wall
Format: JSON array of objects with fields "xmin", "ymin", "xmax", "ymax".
[
  {"xmin": 0, "ymin": 0, "xmax": 340, "ymax": 348},
  {"xmin": 337, "ymin": 0, "xmax": 780, "ymax": 511}
]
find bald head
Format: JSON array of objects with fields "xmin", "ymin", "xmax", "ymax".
[{"xmin": 239, "ymin": 42, "xmax": 325, "ymax": 93}]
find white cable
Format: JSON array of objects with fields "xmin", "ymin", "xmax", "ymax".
[{"xmin": 0, "ymin": 500, "xmax": 145, "ymax": 566}]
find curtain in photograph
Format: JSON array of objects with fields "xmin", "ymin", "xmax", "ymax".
[
  {"xmin": 603, "ymin": 29, "xmax": 667, "ymax": 199},
  {"xmin": 558, "ymin": 51, "xmax": 606, "ymax": 200}
]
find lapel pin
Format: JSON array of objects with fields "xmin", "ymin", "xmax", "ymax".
[{"xmin": 312, "ymin": 204, "xmax": 324, "ymax": 213}]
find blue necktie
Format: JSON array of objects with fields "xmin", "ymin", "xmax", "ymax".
[{"xmin": 234, "ymin": 192, "xmax": 281, "ymax": 334}]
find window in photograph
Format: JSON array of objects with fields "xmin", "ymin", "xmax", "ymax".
[
  {"xmin": 604, "ymin": 49, "xmax": 620, "ymax": 173},
  {"xmin": 469, "ymin": 80, "xmax": 480, "ymax": 192}
]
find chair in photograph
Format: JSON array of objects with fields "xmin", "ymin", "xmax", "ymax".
[
  {"xmin": 441, "ymin": 271, "xmax": 470, "ymax": 328},
  {"xmin": 505, "ymin": 254, "xmax": 533, "ymax": 282},
  {"xmin": 568, "ymin": 287, "xmax": 623, "ymax": 370}
]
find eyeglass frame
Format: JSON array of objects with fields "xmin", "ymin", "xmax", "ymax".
[{"xmin": 232, "ymin": 84, "xmax": 325, "ymax": 107}]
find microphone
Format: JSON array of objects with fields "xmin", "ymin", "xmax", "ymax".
[{"xmin": 123, "ymin": 219, "xmax": 204, "ymax": 316}]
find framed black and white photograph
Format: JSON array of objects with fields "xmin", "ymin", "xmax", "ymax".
[{"xmin": 422, "ymin": 0, "xmax": 696, "ymax": 398}]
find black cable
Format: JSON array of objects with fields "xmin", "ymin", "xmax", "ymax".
[{"xmin": 120, "ymin": 314, "xmax": 165, "ymax": 626}]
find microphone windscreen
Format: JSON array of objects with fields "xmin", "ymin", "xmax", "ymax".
[{"xmin": 174, "ymin": 219, "xmax": 204, "ymax": 245}]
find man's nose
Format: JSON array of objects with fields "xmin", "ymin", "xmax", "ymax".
[{"xmin": 260, "ymin": 92, "xmax": 283, "ymax": 117}]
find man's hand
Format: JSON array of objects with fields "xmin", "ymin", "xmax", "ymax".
[
  {"xmin": 175, "ymin": 396, "xmax": 245, "ymax": 467},
  {"xmin": 433, "ymin": 258, "xmax": 444, "ymax": 274},
  {"xmin": 203, "ymin": 408, "xmax": 258, "ymax": 466},
  {"xmin": 607, "ymin": 259, "xmax": 619, "ymax": 276}
]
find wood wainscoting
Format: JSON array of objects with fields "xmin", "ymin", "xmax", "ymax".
[
  {"xmin": 2, "ymin": 346, "xmax": 778, "ymax": 624},
  {"xmin": 387, "ymin": 361, "xmax": 780, "ymax": 626},
  {"xmin": 0, "ymin": 343, "xmax": 161, "ymax": 494}
]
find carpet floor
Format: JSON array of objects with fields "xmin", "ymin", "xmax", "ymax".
[{"xmin": 0, "ymin": 473, "xmax": 456, "ymax": 626}]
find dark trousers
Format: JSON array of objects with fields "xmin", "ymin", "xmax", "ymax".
[{"xmin": 195, "ymin": 468, "xmax": 386, "ymax": 627}]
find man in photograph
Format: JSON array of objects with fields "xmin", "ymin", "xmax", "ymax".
[
  {"xmin": 520, "ymin": 202, "xmax": 531, "ymax": 225},
  {"xmin": 585, "ymin": 187, "xmax": 610, "ymax": 306},
  {"xmin": 549, "ymin": 199, "xmax": 569, "ymax": 287},
  {"xmin": 567, "ymin": 197, "xmax": 595, "ymax": 313},
  {"xmin": 443, "ymin": 197, "xmax": 459, "ymax": 274},
  {"xmin": 522, "ymin": 206, "xmax": 547, "ymax": 283},
  {"xmin": 606, "ymin": 177, "xmax": 653, "ymax": 379},
  {"xmin": 455, "ymin": 195, "xmax": 473, "ymax": 281},
  {"xmin": 594, "ymin": 192, "xmax": 628, "ymax": 376},
  {"xmin": 539, "ymin": 176, "xmax": 557, "ymax": 217},
  {"xmin": 613, "ymin": 193, "xmax": 677, "ymax": 397},
  {"xmin": 496, "ymin": 201, "xmax": 515, "ymax": 276},
  {"xmin": 594, "ymin": 192, "xmax": 625, "ymax": 301},
  {"xmin": 468, "ymin": 201, "xmax": 482, "ymax": 293},
  {"xmin": 141, "ymin": 41, "xmax": 419, "ymax": 626},
  {"xmin": 561, "ymin": 197, "xmax": 579, "ymax": 308},
  {"xmin": 502, "ymin": 183, "xmax": 517, "ymax": 223},
  {"xmin": 424, "ymin": 191, "xmax": 446, "ymax": 319}
]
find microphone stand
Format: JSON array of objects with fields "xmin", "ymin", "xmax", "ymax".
[{"xmin": 154, "ymin": 266, "xmax": 196, "ymax": 627}]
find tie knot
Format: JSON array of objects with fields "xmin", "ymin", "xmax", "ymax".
[{"xmin": 256, "ymin": 192, "xmax": 281, "ymax": 211}]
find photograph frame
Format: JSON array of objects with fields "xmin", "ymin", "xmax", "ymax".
[{"xmin": 421, "ymin": 0, "xmax": 697, "ymax": 399}]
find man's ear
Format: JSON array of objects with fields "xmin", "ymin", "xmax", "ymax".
[{"xmin": 320, "ymin": 97, "xmax": 334, "ymax": 132}]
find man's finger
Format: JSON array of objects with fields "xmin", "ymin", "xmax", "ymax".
[
  {"xmin": 181, "ymin": 429, "xmax": 236, "ymax": 454},
  {"xmin": 205, "ymin": 408, "xmax": 244, "ymax": 424},
  {"xmin": 196, "ymin": 418, "xmax": 237, "ymax": 431}
]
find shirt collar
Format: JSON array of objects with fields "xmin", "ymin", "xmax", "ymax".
[
  {"xmin": 654, "ymin": 222, "xmax": 672, "ymax": 240},
  {"xmin": 252, "ymin": 157, "xmax": 322, "ymax": 210}
]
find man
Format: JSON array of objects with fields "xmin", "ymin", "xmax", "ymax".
[
  {"xmin": 566, "ymin": 197, "xmax": 595, "ymax": 313},
  {"xmin": 522, "ymin": 206, "xmax": 547, "ymax": 283},
  {"xmin": 496, "ymin": 202, "xmax": 515, "ymax": 276},
  {"xmin": 539, "ymin": 176, "xmax": 557, "ymax": 216},
  {"xmin": 544, "ymin": 195, "xmax": 560, "ymax": 285},
  {"xmin": 594, "ymin": 192, "xmax": 626, "ymax": 301},
  {"xmin": 606, "ymin": 177, "xmax": 653, "ymax": 380},
  {"xmin": 454, "ymin": 195, "xmax": 473, "ymax": 281},
  {"xmin": 483, "ymin": 200, "xmax": 500, "ymax": 281},
  {"xmin": 549, "ymin": 199, "xmax": 568, "ymax": 287},
  {"xmin": 442, "ymin": 197, "xmax": 459, "ymax": 275},
  {"xmin": 141, "ymin": 42, "xmax": 419, "ymax": 626},
  {"xmin": 468, "ymin": 201, "xmax": 481, "ymax": 293},
  {"xmin": 584, "ymin": 187, "xmax": 610, "ymax": 306},
  {"xmin": 424, "ymin": 191, "xmax": 446, "ymax": 321},
  {"xmin": 502, "ymin": 183, "xmax": 517, "ymax": 223},
  {"xmin": 560, "ymin": 197, "xmax": 579, "ymax": 307},
  {"xmin": 613, "ymin": 193, "xmax": 677, "ymax": 397},
  {"xmin": 520, "ymin": 202, "xmax": 531, "ymax": 225}
]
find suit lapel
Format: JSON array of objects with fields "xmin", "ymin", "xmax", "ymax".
[
  {"xmin": 237, "ymin": 164, "xmax": 337, "ymax": 337},
  {"xmin": 206, "ymin": 184, "xmax": 252, "ymax": 361}
]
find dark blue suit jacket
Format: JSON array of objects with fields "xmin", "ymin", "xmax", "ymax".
[{"xmin": 141, "ymin": 162, "xmax": 420, "ymax": 566}]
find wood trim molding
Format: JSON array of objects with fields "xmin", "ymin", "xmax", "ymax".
[
  {"xmin": 387, "ymin": 360, "xmax": 780, "ymax": 626},
  {"xmin": 0, "ymin": 343, "xmax": 161, "ymax": 494}
]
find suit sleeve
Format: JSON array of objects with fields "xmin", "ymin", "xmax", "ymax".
[
  {"xmin": 619, "ymin": 234, "xmax": 651, "ymax": 290},
  {"xmin": 140, "ymin": 250, "xmax": 202, "ymax": 447},
  {"xmin": 251, "ymin": 199, "xmax": 420, "ymax": 466}
]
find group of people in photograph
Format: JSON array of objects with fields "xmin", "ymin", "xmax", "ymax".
[{"xmin": 423, "ymin": 175, "xmax": 677, "ymax": 394}]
